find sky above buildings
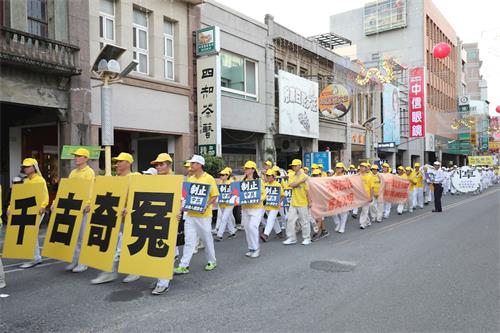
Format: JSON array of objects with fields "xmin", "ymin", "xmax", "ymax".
[{"xmin": 214, "ymin": 0, "xmax": 499, "ymax": 113}]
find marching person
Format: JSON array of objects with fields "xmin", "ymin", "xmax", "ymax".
[
  {"xmin": 369, "ymin": 164, "xmax": 383, "ymax": 223},
  {"xmin": 174, "ymin": 155, "xmax": 218, "ymax": 274},
  {"xmin": 260, "ymin": 169, "xmax": 284, "ymax": 242},
  {"xmin": 65, "ymin": 148, "xmax": 95, "ymax": 273},
  {"xmin": 381, "ymin": 163, "xmax": 392, "ymax": 219},
  {"xmin": 318, "ymin": 164, "xmax": 327, "ymax": 177},
  {"xmin": 432, "ymin": 161, "xmax": 445, "ymax": 213},
  {"xmin": 405, "ymin": 167, "xmax": 416, "ymax": 213},
  {"xmin": 240, "ymin": 161, "xmax": 266, "ymax": 258},
  {"xmin": 333, "ymin": 163, "xmax": 349, "ymax": 233},
  {"xmin": 347, "ymin": 164, "xmax": 357, "ymax": 175},
  {"xmin": 8, "ymin": 158, "xmax": 49, "ymax": 269},
  {"xmin": 260, "ymin": 160, "xmax": 273, "ymax": 178},
  {"xmin": 396, "ymin": 166, "xmax": 407, "ymax": 215},
  {"xmin": 359, "ymin": 162, "xmax": 373, "ymax": 229},
  {"xmin": 91, "ymin": 152, "xmax": 142, "ymax": 285},
  {"xmin": 413, "ymin": 163, "xmax": 425, "ymax": 209},
  {"xmin": 282, "ymin": 159, "xmax": 312, "ymax": 245},
  {"xmin": 214, "ymin": 168, "xmax": 236, "ymax": 241},
  {"xmin": 310, "ymin": 169, "xmax": 328, "ymax": 241}
]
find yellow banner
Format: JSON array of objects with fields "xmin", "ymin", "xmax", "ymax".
[
  {"xmin": 118, "ymin": 175, "xmax": 183, "ymax": 280},
  {"xmin": 79, "ymin": 176, "xmax": 129, "ymax": 272},
  {"xmin": 3, "ymin": 183, "xmax": 45, "ymax": 259},
  {"xmin": 42, "ymin": 178, "xmax": 92, "ymax": 262},
  {"xmin": 468, "ymin": 156, "xmax": 494, "ymax": 166}
]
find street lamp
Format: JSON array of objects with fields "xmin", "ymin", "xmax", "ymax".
[{"xmin": 91, "ymin": 44, "xmax": 138, "ymax": 176}]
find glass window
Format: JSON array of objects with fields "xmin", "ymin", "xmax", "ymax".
[
  {"xmin": 100, "ymin": 0, "xmax": 114, "ymax": 15},
  {"xmin": 220, "ymin": 51, "xmax": 258, "ymax": 100},
  {"xmin": 133, "ymin": 8, "xmax": 149, "ymax": 75},
  {"xmin": 27, "ymin": 0, "xmax": 48, "ymax": 37},
  {"xmin": 99, "ymin": 0, "xmax": 115, "ymax": 45},
  {"xmin": 133, "ymin": 9, "xmax": 147, "ymax": 27},
  {"xmin": 163, "ymin": 20, "xmax": 175, "ymax": 80}
]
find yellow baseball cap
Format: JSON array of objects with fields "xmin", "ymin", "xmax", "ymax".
[
  {"xmin": 244, "ymin": 160, "xmax": 257, "ymax": 169},
  {"xmin": 71, "ymin": 148, "xmax": 90, "ymax": 158},
  {"xmin": 113, "ymin": 152, "xmax": 134, "ymax": 164},
  {"xmin": 397, "ymin": 166, "xmax": 404, "ymax": 170},
  {"xmin": 219, "ymin": 168, "xmax": 230, "ymax": 175},
  {"xmin": 272, "ymin": 165, "xmax": 280, "ymax": 172},
  {"xmin": 349, "ymin": 164, "xmax": 356, "ymax": 169},
  {"xmin": 184, "ymin": 161, "xmax": 191, "ymax": 168},
  {"xmin": 311, "ymin": 163, "xmax": 318, "ymax": 169},
  {"xmin": 414, "ymin": 162, "xmax": 421, "ymax": 167},
  {"xmin": 303, "ymin": 166, "xmax": 309, "ymax": 172},
  {"xmin": 360, "ymin": 162, "xmax": 370, "ymax": 168},
  {"xmin": 151, "ymin": 153, "xmax": 173, "ymax": 164},
  {"xmin": 318, "ymin": 164, "xmax": 324, "ymax": 169},
  {"xmin": 21, "ymin": 158, "xmax": 38, "ymax": 167},
  {"xmin": 290, "ymin": 159, "xmax": 302, "ymax": 166},
  {"xmin": 382, "ymin": 162, "xmax": 390, "ymax": 168},
  {"xmin": 405, "ymin": 166, "xmax": 412, "ymax": 171},
  {"xmin": 264, "ymin": 160, "xmax": 273, "ymax": 167},
  {"xmin": 335, "ymin": 162, "xmax": 346, "ymax": 169},
  {"xmin": 371, "ymin": 164, "xmax": 379, "ymax": 170},
  {"xmin": 265, "ymin": 169, "xmax": 276, "ymax": 176},
  {"xmin": 312, "ymin": 169, "xmax": 322, "ymax": 175}
]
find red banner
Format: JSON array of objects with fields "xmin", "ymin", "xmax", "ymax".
[
  {"xmin": 378, "ymin": 173, "xmax": 410, "ymax": 204},
  {"xmin": 307, "ymin": 175, "xmax": 370, "ymax": 219},
  {"xmin": 409, "ymin": 67, "xmax": 425, "ymax": 138}
]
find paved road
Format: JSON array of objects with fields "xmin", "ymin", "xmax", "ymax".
[{"xmin": 1, "ymin": 187, "xmax": 499, "ymax": 332}]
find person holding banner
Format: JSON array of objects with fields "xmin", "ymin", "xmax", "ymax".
[
  {"xmin": 63, "ymin": 148, "xmax": 95, "ymax": 273},
  {"xmin": 405, "ymin": 167, "xmax": 416, "ymax": 213},
  {"xmin": 369, "ymin": 165, "xmax": 383, "ymax": 223},
  {"xmin": 278, "ymin": 169, "xmax": 293, "ymax": 230},
  {"xmin": 91, "ymin": 152, "xmax": 141, "ymax": 285},
  {"xmin": 359, "ymin": 162, "xmax": 373, "ymax": 229},
  {"xmin": 413, "ymin": 163, "xmax": 424, "ymax": 209},
  {"xmin": 238, "ymin": 161, "xmax": 265, "ymax": 258},
  {"xmin": 318, "ymin": 164, "xmax": 327, "ymax": 177},
  {"xmin": 215, "ymin": 168, "xmax": 236, "ymax": 241},
  {"xmin": 8, "ymin": 158, "xmax": 49, "ymax": 269},
  {"xmin": 174, "ymin": 155, "xmax": 218, "ymax": 275},
  {"xmin": 382, "ymin": 163, "xmax": 392, "ymax": 219},
  {"xmin": 260, "ymin": 169, "xmax": 284, "ymax": 242},
  {"xmin": 396, "ymin": 166, "xmax": 407, "ymax": 215},
  {"xmin": 283, "ymin": 159, "xmax": 312, "ymax": 245},
  {"xmin": 348, "ymin": 164, "xmax": 357, "ymax": 176},
  {"xmin": 332, "ymin": 163, "xmax": 349, "ymax": 233},
  {"xmin": 310, "ymin": 169, "xmax": 329, "ymax": 241}
]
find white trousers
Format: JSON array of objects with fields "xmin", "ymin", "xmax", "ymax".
[
  {"xmin": 415, "ymin": 188, "xmax": 424, "ymax": 208},
  {"xmin": 352, "ymin": 207, "xmax": 359, "ymax": 215},
  {"xmin": 425, "ymin": 186, "xmax": 433, "ymax": 203},
  {"xmin": 383, "ymin": 202, "xmax": 391, "ymax": 218},
  {"xmin": 263, "ymin": 209, "xmax": 281, "ymax": 236},
  {"xmin": 369, "ymin": 199, "xmax": 384, "ymax": 222},
  {"xmin": 286, "ymin": 206, "xmax": 311, "ymax": 241},
  {"xmin": 71, "ymin": 213, "xmax": 88, "ymax": 265},
  {"xmin": 216, "ymin": 207, "xmax": 236, "ymax": 237},
  {"xmin": 359, "ymin": 204, "xmax": 371, "ymax": 227},
  {"xmin": 242, "ymin": 208, "xmax": 264, "ymax": 251},
  {"xmin": 179, "ymin": 216, "xmax": 216, "ymax": 268},
  {"xmin": 333, "ymin": 212, "xmax": 348, "ymax": 232},
  {"xmin": 32, "ymin": 212, "xmax": 45, "ymax": 261}
]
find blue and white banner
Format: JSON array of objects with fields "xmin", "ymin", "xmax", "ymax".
[{"xmin": 182, "ymin": 182, "xmax": 211, "ymax": 212}]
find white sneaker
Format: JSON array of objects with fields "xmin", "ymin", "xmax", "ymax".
[
  {"xmin": 334, "ymin": 224, "xmax": 340, "ymax": 232},
  {"xmin": 123, "ymin": 274, "xmax": 140, "ymax": 283},
  {"xmin": 91, "ymin": 272, "xmax": 118, "ymax": 285},
  {"xmin": 151, "ymin": 284, "xmax": 169, "ymax": 295},
  {"xmin": 65, "ymin": 262, "xmax": 77, "ymax": 271},
  {"xmin": 250, "ymin": 249, "xmax": 260, "ymax": 258},
  {"xmin": 282, "ymin": 238, "xmax": 297, "ymax": 245},
  {"xmin": 72, "ymin": 264, "xmax": 88, "ymax": 273},
  {"xmin": 193, "ymin": 247, "xmax": 199, "ymax": 254},
  {"xmin": 19, "ymin": 259, "xmax": 42, "ymax": 269},
  {"xmin": 211, "ymin": 229, "xmax": 218, "ymax": 235},
  {"xmin": 245, "ymin": 251, "xmax": 253, "ymax": 257},
  {"xmin": 301, "ymin": 238, "xmax": 312, "ymax": 245}
]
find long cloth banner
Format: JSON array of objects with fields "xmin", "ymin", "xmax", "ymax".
[{"xmin": 377, "ymin": 173, "xmax": 410, "ymax": 204}]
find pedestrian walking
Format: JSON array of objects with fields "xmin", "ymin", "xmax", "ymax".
[
  {"xmin": 332, "ymin": 163, "xmax": 349, "ymax": 234},
  {"xmin": 358, "ymin": 162, "xmax": 373, "ymax": 229},
  {"xmin": 260, "ymin": 169, "xmax": 284, "ymax": 242},
  {"xmin": 369, "ymin": 164, "xmax": 383, "ymax": 223},
  {"xmin": 215, "ymin": 167, "xmax": 236, "ymax": 241}
]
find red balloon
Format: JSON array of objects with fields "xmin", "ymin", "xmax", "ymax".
[
  {"xmin": 496, "ymin": 105, "xmax": 500, "ymax": 113},
  {"xmin": 433, "ymin": 42, "xmax": 451, "ymax": 58}
]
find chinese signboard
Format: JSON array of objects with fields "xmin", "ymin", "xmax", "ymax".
[
  {"xmin": 408, "ymin": 67, "xmax": 425, "ymax": 138},
  {"xmin": 278, "ymin": 70, "xmax": 319, "ymax": 139},
  {"xmin": 468, "ymin": 156, "xmax": 494, "ymax": 166},
  {"xmin": 282, "ymin": 189, "xmax": 292, "ymax": 208},
  {"xmin": 197, "ymin": 55, "xmax": 221, "ymax": 156},
  {"xmin": 382, "ymin": 83, "xmax": 401, "ymax": 145},
  {"xmin": 231, "ymin": 180, "xmax": 261, "ymax": 205},
  {"xmin": 196, "ymin": 26, "xmax": 220, "ymax": 56},
  {"xmin": 451, "ymin": 167, "xmax": 481, "ymax": 193},
  {"xmin": 264, "ymin": 186, "xmax": 281, "ymax": 207},
  {"xmin": 182, "ymin": 182, "xmax": 211, "ymax": 213},
  {"xmin": 304, "ymin": 151, "xmax": 332, "ymax": 171},
  {"xmin": 61, "ymin": 145, "xmax": 102, "ymax": 160},
  {"xmin": 218, "ymin": 184, "xmax": 232, "ymax": 205}
]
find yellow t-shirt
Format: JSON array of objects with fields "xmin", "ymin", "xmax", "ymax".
[
  {"xmin": 406, "ymin": 173, "xmax": 416, "ymax": 191},
  {"xmin": 241, "ymin": 178, "xmax": 266, "ymax": 209},
  {"xmin": 371, "ymin": 173, "xmax": 381, "ymax": 195},
  {"xmin": 414, "ymin": 171, "xmax": 424, "ymax": 188},
  {"xmin": 361, "ymin": 173, "xmax": 372, "ymax": 197},
  {"xmin": 69, "ymin": 165, "xmax": 95, "ymax": 203},
  {"xmin": 218, "ymin": 179, "xmax": 233, "ymax": 209},
  {"xmin": 187, "ymin": 172, "xmax": 219, "ymax": 218},
  {"xmin": 321, "ymin": 171, "xmax": 327, "ymax": 177},
  {"xmin": 25, "ymin": 173, "xmax": 50, "ymax": 208},
  {"xmin": 264, "ymin": 180, "xmax": 284, "ymax": 211},
  {"xmin": 290, "ymin": 172, "xmax": 309, "ymax": 207}
]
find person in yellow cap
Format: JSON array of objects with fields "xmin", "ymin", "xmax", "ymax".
[
  {"xmin": 405, "ymin": 167, "xmax": 416, "ymax": 213},
  {"xmin": 260, "ymin": 168, "xmax": 284, "ymax": 242},
  {"xmin": 413, "ymin": 162, "xmax": 424, "ymax": 209},
  {"xmin": 283, "ymin": 159, "xmax": 312, "ymax": 245},
  {"xmin": 302, "ymin": 166, "xmax": 310, "ymax": 176},
  {"xmin": 381, "ymin": 162, "xmax": 392, "ymax": 219},
  {"xmin": 332, "ymin": 162, "xmax": 349, "ymax": 234},
  {"xmin": 183, "ymin": 161, "xmax": 192, "ymax": 176},
  {"xmin": 311, "ymin": 163, "xmax": 318, "ymax": 170},
  {"xmin": 369, "ymin": 164, "xmax": 383, "ymax": 223},
  {"xmin": 317, "ymin": 164, "xmax": 327, "ymax": 177},
  {"xmin": 358, "ymin": 162, "xmax": 373, "ymax": 229},
  {"xmin": 214, "ymin": 168, "xmax": 236, "ymax": 241},
  {"xmin": 91, "ymin": 152, "xmax": 143, "ymax": 286},
  {"xmin": 64, "ymin": 148, "xmax": 96, "ymax": 273},
  {"xmin": 150, "ymin": 153, "xmax": 174, "ymax": 175},
  {"xmin": 174, "ymin": 155, "xmax": 219, "ymax": 275},
  {"xmin": 395, "ymin": 166, "xmax": 408, "ymax": 215},
  {"xmin": 347, "ymin": 164, "xmax": 357, "ymax": 176},
  {"xmin": 260, "ymin": 160, "xmax": 273, "ymax": 178},
  {"xmin": 9, "ymin": 158, "xmax": 49, "ymax": 269}
]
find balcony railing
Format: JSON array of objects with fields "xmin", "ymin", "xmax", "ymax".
[{"xmin": 0, "ymin": 26, "xmax": 81, "ymax": 76}]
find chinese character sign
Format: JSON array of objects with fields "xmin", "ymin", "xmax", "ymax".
[
  {"xmin": 119, "ymin": 175, "xmax": 183, "ymax": 280},
  {"xmin": 282, "ymin": 189, "xmax": 292, "ymax": 208},
  {"xmin": 42, "ymin": 178, "xmax": 92, "ymax": 262},
  {"xmin": 231, "ymin": 180, "xmax": 261, "ymax": 205},
  {"xmin": 378, "ymin": 173, "xmax": 410, "ymax": 204},
  {"xmin": 451, "ymin": 166, "xmax": 481, "ymax": 193},
  {"xmin": 197, "ymin": 55, "xmax": 221, "ymax": 156},
  {"xmin": 3, "ymin": 183, "xmax": 45, "ymax": 259},
  {"xmin": 79, "ymin": 176, "xmax": 129, "ymax": 272},
  {"xmin": 218, "ymin": 184, "xmax": 232, "ymax": 205},
  {"xmin": 409, "ymin": 67, "xmax": 425, "ymax": 138},
  {"xmin": 264, "ymin": 186, "xmax": 281, "ymax": 207},
  {"xmin": 182, "ymin": 182, "xmax": 211, "ymax": 213}
]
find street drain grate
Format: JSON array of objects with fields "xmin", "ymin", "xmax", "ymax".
[{"xmin": 310, "ymin": 260, "xmax": 356, "ymax": 272}]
